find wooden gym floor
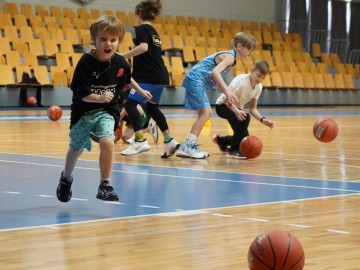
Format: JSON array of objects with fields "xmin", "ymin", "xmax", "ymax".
[{"xmin": 0, "ymin": 106, "xmax": 359, "ymax": 269}]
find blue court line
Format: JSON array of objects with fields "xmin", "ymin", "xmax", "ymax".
[{"xmin": 0, "ymin": 153, "xmax": 359, "ymax": 230}]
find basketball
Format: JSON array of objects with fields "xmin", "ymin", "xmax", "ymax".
[
  {"xmin": 313, "ymin": 118, "xmax": 338, "ymax": 143},
  {"xmin": 27, "ymin": 96, "xmax": 37, "ymax": 107},
  {"xmin": 240, "ymin": 135, "xmax": 263, "ymax": 159},
  {"xmin": 114, "ymin": 127, "xmax": 122, "ymax": 142},
  {"xmin": 47, "ymin": 105, "xmax": 62, "ymax": 121},
  {"xmin": 248, "ymin": 230, "xmax": 305, "ymax": 270}
]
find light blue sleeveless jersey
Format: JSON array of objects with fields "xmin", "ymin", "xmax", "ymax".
[{"xmin": 182, "ymin": 50, "xmax": 236, "ymax": 92}]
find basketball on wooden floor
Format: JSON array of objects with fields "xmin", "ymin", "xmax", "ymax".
[
  {"xmin": 47, "ymin": 105, "xmax": 62, "ymax": 121},
  {"xmin": 240, "ymin": 135, "xmax": 263, "ymax": 159},
  {"xmin": 27, "ymin": 96, "xmax": 37, "ymax": 107},
  {"xmin": 114, "ymin": 127, "xmax": 122, "ymax": 142},
  {"xmin": 248, "ymin": 230, "xmax": 305, "ymax": 270},
  {"xmin": 313, "ymin": 118, "xmax": 338, "ymax": 143}
]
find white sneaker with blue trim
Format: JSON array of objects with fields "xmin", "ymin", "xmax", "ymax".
[{"xmin": 176, "ymin": 139, "xmax": 208, "ymax": 159}]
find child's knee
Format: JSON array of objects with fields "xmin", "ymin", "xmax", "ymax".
[
  {"xmin": 204, "ymin": 108, "xmax": 213, "ymax": 119},
  {"xmin": 99, "ymin": 137, "xmax": 114, "ymax": 149}
]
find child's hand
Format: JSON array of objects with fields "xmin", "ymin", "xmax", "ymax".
[
  {"xmin": 263, "ymin": 119, "xmax": 275, "ymax": 129},
  {"xmin": 235, "ymin": 108, "xmax": 247, "ymax": 121},
  {"xmin": 224, "ymin": 90, "xmax": 239, "ymax": 104},
  {"xmin": 140, "ymin": 89, "xmax": 152, "ymax": 100},
  {"xmin": 99, "ymin": 91, "xmax": 114, "ymax": 103}
]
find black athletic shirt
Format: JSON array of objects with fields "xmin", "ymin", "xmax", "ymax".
[
  {"xmin": 132, "ymin": 24, "xmax": 169, "ymax": 85},
  {"xmin": 70, "ymin": 52, "xmax": 131, "ymax": 130}
]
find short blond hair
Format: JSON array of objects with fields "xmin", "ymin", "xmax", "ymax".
[
  {"xmin": 233, "ymin": 32, "xmax": 257, "ymax": 50},
  {"xmin": 90, "ymin": 15, "xmax": 125, "ymax": 43}
]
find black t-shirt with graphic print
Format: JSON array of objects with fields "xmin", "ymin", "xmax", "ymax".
[
  {"xmin": 132, "ymin": 24, "xmax": 169, "ymax": 85},
  {"xmin": 70, "ymin": 52, "xmax": 131, "ymax": 131}
]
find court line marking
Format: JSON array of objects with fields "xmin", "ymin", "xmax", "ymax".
[
  {"xmin": 325, "ymin": 229, "xmax": 350, "ymax": 234},
  {"xmin": 140, "ymin": 205, "xmax": 160, "ymax": 209},
  {"xmin": 158, "ymin": 210, "xmax": 207, "ymax": 217},
  {"xmin": 0, "ymin": 158, "xmax": 360, "ymax": 192},
  {"xmin": 0, "ymin": 193, "xmax": 357, "ymax": 234},
  {"xmin": 243, "ymin": 218, "xmax": 269, "ymax": 222},
  {"xmin": 286, "ymin": 224, "xmax": 310, "ymax": 228},
  {"xmin": 1, "ymin": 152, "xmax": 359, "ymax": 182}
]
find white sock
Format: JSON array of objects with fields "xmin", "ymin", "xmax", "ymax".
[{"xmin": 186, "ymin": 133, "xmax": 197, "ymax": 143}]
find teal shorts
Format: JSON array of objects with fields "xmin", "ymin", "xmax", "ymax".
[{"xmin": 69, "ymin": 109, "xmax": 115, "ymax": 152}]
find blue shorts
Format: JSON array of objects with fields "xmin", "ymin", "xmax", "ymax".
[
  {"xmin": 128, "ymin": 83, "xmax": 164, "ymax": 104},
  {"xmin": 182, "ymin": 78, "xmax": 210, "ymax": 110},
  {"xmin": 69, "ymin": 109, "xmax": 115, "ymax": 152}
]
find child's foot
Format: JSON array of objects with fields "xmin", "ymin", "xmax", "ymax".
[
  {"xmin": 121, "ymin": 139, "xmax": 150, "ymax": 155},
  {"xmin": 126, "ymin": 135, "xmax": 135, "ymax": 145},
  {"xmin": 56, "ymin": 172, "xmax": 73, "ymax": 203},
  {"xmin": 212, "ymin": 134, "xmax": 228, "ymax": 153},
  {"xmin": 161, "ymin": 138, "xmax": 180, "ymax": 158},
  {"xmin": 226, "ymin": 150, "xmax": 246, "ymax": 159},
  {"xmin": 149, "ymin": 122, "xmax": 159, "ymax": 143},
  {"xmin": 96, "ymin": 181, "xmax": 119, "ymax": 201},
  {"xmin": 176, "ymin": 140, "xmax": 209, "ymax": 159}
]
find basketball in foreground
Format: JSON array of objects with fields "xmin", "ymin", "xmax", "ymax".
[
  {"xmin": 114, "ymin": 127, "xmax": 122, "ymax": 142},
  {"xmin": 248, "ymin": 230, "xmax": 305, "ymax": 270},
  {"xmin": 27, "ymin": 96, "xmax": 37, "ymax": 107},
  {"xmin": 313, "ymin": 118, "xmax": 338, "ymax": 143},
  {"xmin": 47, "ymin": 105, "xmax": 63, "ymax": 121},
  {"xmin": 240, "ymin": 135, "xmax": 263, "ymax": 159}
]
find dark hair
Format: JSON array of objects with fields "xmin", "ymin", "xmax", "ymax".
[
  {"xmin": 253, "ymin": 60, "xmax": 270, "ymax": 75},
  {"xmin": 135, "ymin": 0, "xmax": 162, "ymax": 21}
]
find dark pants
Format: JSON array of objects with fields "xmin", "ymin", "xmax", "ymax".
[
  {"xmin": 215, "ymin": 104, "xmax": 250, "ymax": 152},
  {"xmin": 124, "ymin": 98, "xmax": 169, "ymax": 133}
]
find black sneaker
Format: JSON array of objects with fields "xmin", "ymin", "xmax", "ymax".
[
  {"xmin": 226, "ymin": 150, "xmax": 246, "ymax": 159},
  {"xmin": 212, "ymin": 134, "xmax": 228, "ymax": 153},
  {"xmin": 56, "ymin": 172, "xmax": 73, "ymax": 203},
  {"xmin": 96, "ymin": 181, "xmax": 119, "ymax": 201}
]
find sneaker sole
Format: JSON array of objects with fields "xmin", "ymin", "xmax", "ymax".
[
  {"xmin": 96, "ymin": 194, "xmax": 119, "ymax": 201},
  {"xmin": 121, "ymin": 146, "xmax": 150, "ymax": 156},
  {"xmin": 56, "ymin": 184, "xmax": 72, "ymax": 202},
  {"xmin": 149, "ymin": 123, "xmax": 159, "ymax": 144},
  {"xmin": 161, "ymin": 143, "xmax": 180, "ymax": 159},
  {"xmin": 226, "ymin": 154, "xmax": 247, "ymax": 159},
  {"xmin": 176, "ymin": 152, "xmax": 207, "ymax": 159}
]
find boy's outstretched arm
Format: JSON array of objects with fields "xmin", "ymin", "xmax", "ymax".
[{"xmin": 249, "ymin": 99, "xmax": 275, "ymax": 129}]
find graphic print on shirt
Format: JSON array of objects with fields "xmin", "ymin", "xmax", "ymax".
[
  {"xmin": 152, "ymin": 35, "xmax": 161, "ymax": 47},
  {"xmin": 91, "ymin": 84, "xmax": 116, "ymax": 95}
]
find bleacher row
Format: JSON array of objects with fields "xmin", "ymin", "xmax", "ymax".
[{"xmin": 0, "ymin": 2, "xmax": 359, "ymax": 91}]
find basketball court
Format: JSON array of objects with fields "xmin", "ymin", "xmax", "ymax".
[{"xmin": 0, "ymin": 106, "xmax": 359, "ymax": 269}]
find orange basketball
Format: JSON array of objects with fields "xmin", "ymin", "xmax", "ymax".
[
  {"xmin": 27, "ymin": 96, "xmax": 37, "ymax": 107},
  {"xmin": 248, "ymin": 230, "xmax": 305, "ymax": 270},
  {"xmin": 313, "ymin": 118, "xmax": 338, "ymax": 143},
  {"xmin": 240, "ymin": 135, "xmax": 263, "ymax": 159},
  {"xmin": 114, "ymin": 127, "xmax": 122, "ymax": 142},
  {"xmin": 47, "ymin": 105, "xmax": 62, "ymax": 121}
]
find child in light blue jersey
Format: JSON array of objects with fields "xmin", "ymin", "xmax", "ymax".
[{"xmin": 176, "ymin": 32, "xmax": 257, "ymax": 159}]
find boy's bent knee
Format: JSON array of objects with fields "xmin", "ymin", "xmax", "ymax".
[
  {"xmin": 99, "ymin": 136, "xmax": 114, "ymax": 150},
  {"xmin": 200, "ymin": 108, "xmax": 212, "ymax": 119}
]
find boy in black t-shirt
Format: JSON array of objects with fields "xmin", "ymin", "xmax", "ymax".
[{"xmin": 56, "ymin": 15, "xmax": 151, "ymax": 203}]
